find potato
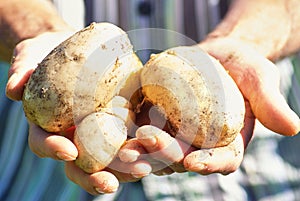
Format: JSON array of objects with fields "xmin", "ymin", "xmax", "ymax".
[
  {"xmin": 22, "ymin": 22, "xmax": 143, "ymax": 173},
  {"xmin": 23, "ymin": 22, "xmax": 143, "ymax": 132},
  {"xmin": 22, "ymin": 23, "xmax": 244, "ymax": 174},
  {"xmin": 140, "ymin": 46, "xmax": 245, "ymax": 148},
  {"xmin": 74, "ymin": 96, "xmax": 134, "ymax": 173}
]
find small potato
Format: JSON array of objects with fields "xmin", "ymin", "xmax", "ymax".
[
  {"xmin": 74, "ymin": 111, "xmax": 126, "ymax": 173},
  {"xmin": 140, "ymin": 46, "xmax": 245, "ymax": 148},
  {"xmin": 74, "ymin": 96, "xmax": 136, "ymax": 173}
]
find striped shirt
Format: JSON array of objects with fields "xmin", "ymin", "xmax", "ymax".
[{"xmin": 1, "ymin": 0, "xmax": 300, "ymax": 201}]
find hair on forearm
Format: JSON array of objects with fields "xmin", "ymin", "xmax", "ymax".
[{"xmin": 0, "ymin": 0, "xmax": 70, "ymax": 62}]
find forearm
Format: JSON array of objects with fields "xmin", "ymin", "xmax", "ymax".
[
  {"xmin": 205, "ymin": 0, "xmax": 300, "ymax": 62},
  {"xmin": 0, "ymin": 0, "xmax": 71, "ymax": 62}
]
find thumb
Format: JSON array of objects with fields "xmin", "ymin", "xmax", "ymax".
[
  {"xmin": 200, "ymin": 39, "xmax": 300, "ymax": 136},
  {"xmin": 252, "ymin": 79, "xmax": 300, "ymax": 136},
  {"xmin": 240, "ymin": 55, "xmax": 299, "ymax": 136}
]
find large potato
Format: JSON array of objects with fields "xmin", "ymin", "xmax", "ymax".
[
  {"xmin": 22, "ymin": 23, "xmax": 143, "ymax": 173},
  {"xmin": 140, "ymin": 46, "xmax": 245, "ymax": 148},
  {"xmin": 23, "ymin": 22, "xmax": 142, "ymax": 133},
  {"xmin": 23, "ymin": 23, "xmax": 245, "ymax": 173}
]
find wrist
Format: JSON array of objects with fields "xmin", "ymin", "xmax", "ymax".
[
  {"xmin": 203, "ymin": 0, "xmax": 292, "ymax": 62},
  {"xmin": 0, "ymin": 0, "xmax": 73, "ymax": 62},
  {"xmin": 205, "ymin": 21, "xmax": 291, "ymax": 62},
  {"xmin": 203, "ymin": 34, "xmax": 283, "ymax": 62}
]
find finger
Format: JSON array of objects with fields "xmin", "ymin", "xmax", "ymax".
[
  {"xmin": 119, "ymin": 135, "xmax": 184, "ymax": 174},
  {"xmin": 65, "ymin": 162, "xmax": 119, "ymax": 195},
  {"xmin": 118, "ymin": 139, "xmax": 147, "ymax": 163},
  {"xmin": 147, "ymin": 155, "xmax": 186, "ymax": 173},
  {"xmin": 6, "ymin": 41, "xmax": 40, "ymax": 100},
  {"xmin": 107, "ymin": 158, "xmax": 152, "ymax": 182},
  {"xmin": 183, "ymin": 101, "xmax": 255, "ymax": 175},
  {"xmin": 201, "ymin": 39, "xmax": 300, "ymax": 136},
  {"xmin": 28, "ymin": 122, "xmax": 78, "ymax": 161},
  {"xmin": 241, "ymin": 100, "xmax": 256, "ymax": 148},
  {"xmin": 184, "ymin": 133, "xmax": 244, "ymax": 175},
  {"xmin": 119, "ymin": 133, "xmax": 186, "ymax": 173},
  {"xmin": 168, "ymin": 162, "xmax": 186, "ymax": 173},
  {"xmin": 151, "ymin": 162, "xmax": 175, "ymax": 176},
  {"xmin": 136, "ymin": 125, "xmax": 196, "ymax": 165},
  {"xmin": 245, "ymin": 58, "xmax": 300, "ymax": 136},
  {"xmin": 6, "ymin": 31, "xmax": 74, "ymax": 101},
  {"xmin": 6, "ymin": 61, "xmax": 36, "ymax": 101}
]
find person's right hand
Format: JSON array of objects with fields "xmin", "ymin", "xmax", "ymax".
[
  {"xmin": 6, "ymin": 32, "xmax": 152, "ymax": 195},
  {"xmin": 6, "ymin": 31, "xmax": 74, "ymax": 101}
]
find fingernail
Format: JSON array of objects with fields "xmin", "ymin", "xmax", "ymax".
[
  {"xmin": 56, "ymin": 152, "xmax": 76, "ymax": 161},
  {"xmin": 136, "ymin": 126, "xmax": 161, "ymax": 147},
  {"xmin": 131, "ymin": 163, "xmax": 152, "ymax": 178},
  {"xmin": 131, "ymin": 169, "xmax": 151, "ymax": 179},
  {"xmin": 118, "ymin": 149, "xmax": 139, "ymax": 163},
  {"xmin": 184, "ymin": 150, "xmax": 211, "ymax": 171},
  {"xmin": 185, "ymin": 150, "xmax": 212, "ymax": 175},
  {"xmin": 138, "ymin": 136, "xmax": 157, "ymax": 147},
  {"xmin": 190, "ymin": 162, "xmax": 208, "ymax": 173},
  {"xmin": 7, "ymin": 73, "xmax": 20, "ymax": 91},
  {"xmin": 95, "ymin": 188, "xmax": 105, "ymax": 194},
  {"xmin": 198, "ymin": 150, "xmax": 212, "ymax": 161},
  {"xmin": 131, "ymin": 172, "xmax": 149, "ymax": 179},
  {"xmin": 95, "ymin": 186, "xmax": 118, "ymax": 194}
]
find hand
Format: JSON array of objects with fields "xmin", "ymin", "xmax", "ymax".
[
  {"xmin": 6, "ymin": 32, "xmax": 152, "ymax": 195},
  {"xmin": 119, "ymin": 38, "xmax": 300, "ymax": 175},
  {"xmin": 119, "ymin": 101, "xmax": 253, "ymax": 175},
  {"xmin": 6, "ymin": 31, "xmax": 74, "ymax": 100},
  {"xmin": 29, "ymin": 124, "xmax": 151, "ymax": 194}
]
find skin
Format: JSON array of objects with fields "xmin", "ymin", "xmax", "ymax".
[
  {"xmin": 1, "ymin": 0, "xmax": 147, "ymax": 194},
  {"xmin": 1, "ymin": 0, "xmax": 300, "ymax": 195},
  {"xmin": 125, "ymin": 0, "xmax": 300, "ymax": 176},
  {"xmin": 125, "ymin": 0, "xmax": 300, "ymax": 175},
  {"xmin": 0, "ymin": 0, "xmax": 70, "ymax": 62}
]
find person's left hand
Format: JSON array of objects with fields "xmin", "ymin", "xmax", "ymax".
[
  {"xmin": 118, "ymin": 99, "xmax": 254, "ymax": 176},
  {"xmin": 118, "ymin": 37, "xmax": 300, "ymax": 176}
]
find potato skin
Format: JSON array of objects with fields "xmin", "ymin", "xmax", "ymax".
[
  {"xmin": 22, "ymin": 22, "xmax": 143, "ymax": 132},
  {"xmin": 74, "ymin": 111, "xmax": 128, "ymax": 173},
  {"xmin": 73, "ymin": 96, "xmax": 135, "ymax": 173},
  {"xmin": 140, "ymin": 46, "xmax": 245, "ymax": 148}
]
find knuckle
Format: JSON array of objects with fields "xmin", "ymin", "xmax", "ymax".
[{"xmin": 220, "ymin": 166, "xmax": 238, "ymax": 175}]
